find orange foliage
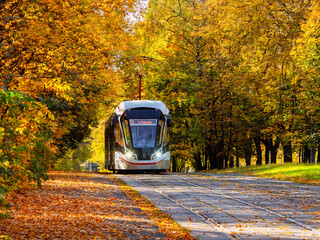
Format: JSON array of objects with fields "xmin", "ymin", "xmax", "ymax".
[{"xmin": 0, "ymin": 172, "xmax": 194, "ymax": 239}]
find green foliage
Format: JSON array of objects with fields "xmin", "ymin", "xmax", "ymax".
[
  {"xmin": 0, "ymin": 88, "xmax": 50, "ymax": 210},
  {"xmin": 219, "ymin": 163, "xmax": 320, "ymax": 185},
  {"xmin": 54, "ymin": 143, "xmax": 92, "ymax": 171}
]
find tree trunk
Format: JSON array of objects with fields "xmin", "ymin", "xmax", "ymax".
[
  {"xmin": 171, "ymin": 156, "xmax": 177, "ymax": 172},
  {"xmin": 236, "ymin": 156, "xmax": 240, "ymax": 167},
  {"xmin": 310, "ymin": 147, "xmax": 316, "ymax": 163},
  {"xmin": 229, "ymin": 156, "xmax": 234, "ymax": 168},
  {"xmin": 299, "ymin": 146, "xmax": 301, "ymax": 163},
  {"xmin": 217, "ymin": 153, "xmax": 225, "ymax": 169},
  {"xmin": 204, "ymin": 148, "xmax": 208, "ymax": 170},
  {"xmin": 270, "ymin": 138, "xmax": 280, "ymax": 164},
  {"xmin": 244, "ymin": 138, "xmax": 252, "ymax": 166},
  {"xmin": 216, "ymin": 140, "xmax": 225, "ymax": 169},
  {"xmin": 194, "ymin": 151, "xmax": 203, "ymax": 170},
  {"xmin": 245, "ymin": 151, "xmax": 251, "ymax": 166},
  {"xmin": 208, "ymin": 143, "xmax": 218, "ymax": 169},
  {"xmin": 262, "ymin": 139, "xmax": 270, "ymax": 164},
  {"xmin": 254, "ymin": 137, "xmax": 262, "ymax": 165},
  {"xmin": 224, "ymin": 155, "xmax": 228, "ymax": 169},
  {"xmin": 283, "ymin": 140, "xmax": 292, "ymax": 163},
  {"xmin": 303, "ymin": 147, "xmax": 310, "ymax": 163}
]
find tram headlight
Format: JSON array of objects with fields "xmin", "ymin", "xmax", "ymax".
[
  {"xmin": 125, "ymin": 151, "xmax": 137, "ymax": 160},
  {"xmin": 152, "ymin": 150, "xmax": 162, "ymax": 160},
  {"xmin": 125, "ymin": 151, "xmax": 133, "ymax": 158}
]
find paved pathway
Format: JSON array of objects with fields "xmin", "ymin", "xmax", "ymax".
[{"xmin": 117, "ymin": 173, "xmax": 320, "ymax": 240}]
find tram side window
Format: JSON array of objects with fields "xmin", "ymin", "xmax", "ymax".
[
  {"xmin": 156, "ymin": 119, "xmax": 164, "ymax": 147},
  {"xmin": 122, "ymin": 120, "xmax": 132, "ymax": 148},
  {"xmin": 115, "ymin": 122, "xmax": 124, "ymax": 147},
  {"xmin": 163, "ymin": 123, "xmax": 169, "ymax": 151}
]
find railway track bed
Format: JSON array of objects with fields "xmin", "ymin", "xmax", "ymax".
[{"xmin": 116, "ymin": 173, "xmax": 320, "ymax": 240}]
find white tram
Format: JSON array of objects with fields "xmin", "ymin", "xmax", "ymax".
[{"xmin": 105, "ymin": 100, "xmax": 172, "ymax": 172}]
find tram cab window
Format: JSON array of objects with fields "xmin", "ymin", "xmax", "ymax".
[
  {"xmin": 115, "ymin": 122, "xmax": 124, "ymax": 147},
  {"xmin": 156, "ymin": 119, "xmax": 164, "ymax": 147},
  {"xmin": 163, "ymin": 122, "xmax": 170, "ymax": 151},
  {"xmin": 129, "ymin": 119, "xmax": 157, "ymax": 148},
  {"xmin": 122, "ymin": 120, "xmax": 132, "ymax": 148}
]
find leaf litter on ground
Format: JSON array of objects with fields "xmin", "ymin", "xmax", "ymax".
[{"xmin": 0, "ymin": 171, "xmax": 194, "ymax": 240}]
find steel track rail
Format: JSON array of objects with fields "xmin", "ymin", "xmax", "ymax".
[
  {"xmin": 128, "ymin": 175, "xmax": 242, "ymax": 240},
  {"xmin": 172, "ymin": 175, "xmax": 320, "ymax": 237}
]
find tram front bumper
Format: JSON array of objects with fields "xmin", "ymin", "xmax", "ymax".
[{"xmin": 115, "ymin": 151, "xmax": 170, "ymax": 170}]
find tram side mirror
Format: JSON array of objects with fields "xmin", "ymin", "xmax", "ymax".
[{"xmin": 167, "ymin": 117, "xmax": 173, "ymax": 127}]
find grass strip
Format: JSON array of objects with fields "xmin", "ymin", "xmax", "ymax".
[{"xmin": 218, "ymin": 163, "xmax": 320, "ymax": 186}]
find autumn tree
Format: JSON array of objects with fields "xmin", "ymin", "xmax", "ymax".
[
  {"xmin": 0, "ymin": 0, "xmax": 134, "ymax": 211},
  {"xmin": 293, "ymin": 0, "xmax": 320, "ymax": 163},
  {"xmin": 135, "ymin": 0, "xmax": 314, "ymax": 170}
]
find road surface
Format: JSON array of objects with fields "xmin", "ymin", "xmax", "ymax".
[{"xmin": 117, "ymin": 173, "xmax": 320, "ymax": 240}]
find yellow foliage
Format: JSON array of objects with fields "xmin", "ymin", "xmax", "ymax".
[{"xmin": 0, "ymin": 0, "xmax": 135, "ymax": 208}]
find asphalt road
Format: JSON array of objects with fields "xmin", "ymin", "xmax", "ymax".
[{"xmin": 116, "ymin": 173, "xmax": 320, "ymax": 240}]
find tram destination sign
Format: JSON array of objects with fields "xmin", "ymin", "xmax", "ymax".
[{"xmin": 129, "ymin": 119, "xmax": 157, "ymax": 125}]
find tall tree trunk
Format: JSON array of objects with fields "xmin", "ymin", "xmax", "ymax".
[
  {"xmin": 262, "ymin": 139, "xmax": 270, "ymax": 164},
  {"xmin": 303, "ymin": 146, "xmax": 310, "ymax": 163},
  {"xmin": 204, "ymin": 149, "xmax": 208, "ymax": 170},
  {"xmin": 299, "ymin": 146, "xmax": 302, "ymax": 163},
  {"xmin": 216, "ymin": 140, "xmax": 225, "ymax": 169},
  {"xmin": 217, "ymin": 154, "xmax": 225, "ymax": 169},
  {"xmin": 236, "ymin": 156, "xmax": 240, "ymax": 167},
  {"xmin": 229, "ymin": 156, "xmax": 234, "ymax": 168},
  {"xmin": 245, "ymin": 151, "xmax": 251, "ymax": 166},
  {"xmin": 244, "ymin": 138, "xmax": 252, "ymax": 166},
  {"xmin": 208, "ymin": 143, "xmax": 218, "ymax": 169},
  {"xmin": 171, "ymin": 156, "xmax": 177, "ymax": 172},
  {"xmin": 224, "ymin": 155, "xmax": 228, "ymax": 169},
  {"xmin": 270, "ymin": 138, "xmax": 280, "ymax": 164},
  {"xmin": 310, "ymin": 147, "xmax": 316, "ymax": 163},
  {"xmin": 254, "ymin": 137, "xmax": 262, "ymax": 165},
  {"xmin": 194, "ymin": 151, "xmax": 203, "ymax": 170},
  {"xmin": 283, "ymin": 140, "xmax": 292, "ymax": 163}
]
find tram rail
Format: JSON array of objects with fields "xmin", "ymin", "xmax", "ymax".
[
  {"xmin": 172, "ymin": 176, "xmax": 320, "ymax": 236},
  {"xmin": 118, "ymin": 174, "xmax": 320, "ymax": 240},
  {"xmin": 129, "ymin": 175, "xmax": 241, "ymax": 240}
]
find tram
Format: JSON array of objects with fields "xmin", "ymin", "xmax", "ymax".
[{"xmin": 105, "ymin": 100, "xmax": 172, "ymax": 172}]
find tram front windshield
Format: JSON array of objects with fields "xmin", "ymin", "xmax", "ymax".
[
  {"xmin": 120, "ymin": 109, "xmax": 165, "ymax": 160},
  {"xmin": 129, "ymin": 119, "xmax": 157, "ymax": 148}
]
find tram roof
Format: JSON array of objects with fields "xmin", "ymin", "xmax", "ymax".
[{"xmin": 114, "ymin": 100, "xmax": 169, "ymax": 115}]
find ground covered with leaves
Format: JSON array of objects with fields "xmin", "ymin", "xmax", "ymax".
[{"xmin": 0, "ymin": 171, "xmax": 193, "ymax": 240}]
